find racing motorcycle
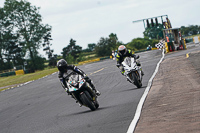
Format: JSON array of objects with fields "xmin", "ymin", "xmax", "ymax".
[
  {"xmin": 121, "ymin": 57, "xmax": 143, "ymax": 88},
  {"xmin": 65, "ymin": 72, "xmax": 99, "ymax": 111}
]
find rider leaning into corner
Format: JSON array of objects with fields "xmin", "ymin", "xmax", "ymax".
[
  {"xmin": 57, "ymin": 59, "xmax": 101, "ymax": 97},
  {"xmin": 116, "ymin": 45, "xmax": 144, "ymax": 76}
]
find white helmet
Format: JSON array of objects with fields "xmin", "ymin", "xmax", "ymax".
[{"xmin": 118, "ymin": 45, "xmax": 127, "ymax": 55}]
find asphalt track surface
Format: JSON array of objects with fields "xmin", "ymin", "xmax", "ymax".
[
  {"xmin": 134, "ymin": 45, "xmax": 200, "ymax": 133},
  {"xmin": 0, "ymin": 50, "xmax": 162, "ymax": 133}
]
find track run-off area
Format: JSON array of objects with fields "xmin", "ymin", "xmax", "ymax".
[{"xmin": 1, "ymin": 49, "xmax": 165, "ymax": 133}]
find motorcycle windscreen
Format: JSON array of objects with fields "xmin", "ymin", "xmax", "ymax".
[
  {"xmin": 68, "ymin": 74, "xmax": 79, "ymax": 82},
  {"xmin": 68, "ymin": 74, "xmax": 79, "ymax": 88},
  {"xmin": 124, "ymin": 57, "xmax": 132, "ymax": 67}
]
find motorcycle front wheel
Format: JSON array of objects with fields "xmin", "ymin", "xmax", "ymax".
[
  {"xmin": 80, "ymin": 91, "xmax": 96, "ymax": 111},
  {"xmin": 132, "ymin": 71, "xmax": 142, "ymax": 88},
  {"xmin": 94, "ymin": 99, "xmax": 99, "ymax": 109}
]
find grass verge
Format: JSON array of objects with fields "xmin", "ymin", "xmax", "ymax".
[{"xmin": 0, "ymin": 68, "xmax": 58, "ymax": 92}]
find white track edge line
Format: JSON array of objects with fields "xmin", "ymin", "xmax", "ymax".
[{"xmin": 126, "ymin": 49, "xmax": 165, "ymax": 133}]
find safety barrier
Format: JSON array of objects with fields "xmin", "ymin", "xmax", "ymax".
[
  {"xmin": 78, "ymin": 56, "xmax": 111, "ymax": 65},
  {"xmin": 100, "ymin": 56, "xmax": 110, "ymax": 60},
  {"xmin": 152, "ymin": 48, "xmax": 158, "ymax": 50},
  {"xmin": 0, "ymin": 71, "xmax": 16, "ymax": 77},
  {"xmin": 78, "ymin": 58, "xmax": 100, "ymax": 65},
  {"xmin": 185, "ymin": 36, "xmax": 200, "ymax": 44},
  {"xmin": 193, "ymin": 36, "xmax": 200, "ymax": 43},
  {"xmin": 15, "ymin": 70, "xmax": 25, "ymax": 75},
  {"xmin": 134, "ymin": 49, "xmax": 147, "ymax": 53},
  {"xmin": 185, "ymin": 38, "xmax": 193, "ymax": 43}
]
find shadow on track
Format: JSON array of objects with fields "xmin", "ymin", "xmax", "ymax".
[
  {"xmin": 66, "ymin": 106, "xmax": 110, "ymax": 116},
  {"xmin": 118, "ymin": 85, "xmax": 147, "ymax": 93}
]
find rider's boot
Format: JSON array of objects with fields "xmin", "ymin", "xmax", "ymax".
[
  {"xmin": 75, "ymin": 97, "xmax": 82, "ymax": 107},
  {"xmin": 79, "ymin": 103, "xmax": 82, "ymax": 107},
  {"xmin": 71, "ymin": 95, "xmax": 79, "ymax": 103},
  {"xmin": 69, "ymin": 92, "xmax": 81, "ymax": 105},
  {"xmin": 121, "ymin": 70, "xmax": 125, "ymax": 76},
  {"xmin": 141, "ymin": 68, "xmax": 144, "ymax": 76},
  {"xmin": 136, "ymin": 61, "xmax": 144, "ymax": 76},
  {"xmin": 141, "ymin": 71, "xmax": 144, "ymax": 76},
  {"xmin": 93, "ymin": 86, "xmax": 101, "ymax": 96},
  {"xmin": 85, "ymin": 77, "xmax": 101, "ymax": 96},
  {"xmin": 120, "ymin": 66, "xmax": 125, "ymax": 76},
  {"xmin": 90, "ymin": 82, "xmax": 101, "ymax": 96},
  {"xmin": 95, "ymin": 90, "xmax": 101, "ymax": 96}
]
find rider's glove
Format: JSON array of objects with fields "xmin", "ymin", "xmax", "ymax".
[
  {"xmin": 83, "ymin": 75, "xmax": 89, "ymax": 80},
  {"xmin": 121, "ymin": 70, "xmax": 125, "ymax": 76},
  {"xmin": 136, "ymin": 55, "xmax": 140, "ymax": 59}
]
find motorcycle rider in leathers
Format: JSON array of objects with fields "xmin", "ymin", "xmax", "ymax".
[
  {"xmin": 57, "ymin": 59, "xmax": 101, "ymax": 98},
  {"xmin": 116, "ymin": 45, "xmax": 144, "ymax": 76}
]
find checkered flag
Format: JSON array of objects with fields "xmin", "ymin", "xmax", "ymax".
[{"xmin": 155, "ymin": 41, "xmax": 164, "ymax": 49}]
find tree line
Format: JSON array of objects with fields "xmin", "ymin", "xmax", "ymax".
[
  {"xmin": 0, "ymin": 0, "xmax": 161, "ymax": 73},
  {"xmin": 180, "ymin": 25, "xmax": 200, "ymax": 37},
  {"xmin": 0, "ymin": 0, "xmax": 51, "ymax": 72},
  {"xmin": 61, "ymin": 33, "xmax": 159, "ymax": 65}
]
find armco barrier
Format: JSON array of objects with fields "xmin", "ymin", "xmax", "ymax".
[
  {"xmin": 185, "ymin": 38, "xmax": 193, "ymax": 43},
  {"xmin": 134, "ymin": 49, "xmax": 147, "ymax": 53},
  {"xmin": 78, "ymin": 56, "xmax": 110, "ymax": 65},
  {"xmin": 100, "ymin": 56, "xmax": 110, "ymax": 60},
  {"xmin": 0, "ymin": 73, "xmax": 7, "ymax": 77},
  {"xmin": 9, "ymin": 71, "xmax": 15, "ymax": 76},
  {"xmin": 0, "ymin": 71, "xmax": 16, "ymax": 77},
  {"xmin": 152, "ymin": 48, "xmax": 158, "ymax": 50},
  {"xmin": 78, "ymin": 58, "xmax": 100, "ymax": 65},
  {"xmin": 24, "ymin": 69, "xmax": 30, "ymax": 74}
]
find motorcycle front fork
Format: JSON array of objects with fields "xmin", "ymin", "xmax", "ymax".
[
  {"xmin": 127, "ymin": 71, "xmax": 141, "ymax": 82},
  {"xmin": 71, "ymin": 93, "xmax": 83, "ymax": 106},
  {"xmin": 127, "ymin": 73, "xmax": 133, "ymax": 83},
  {"xmin": 85, "ymin": 83, "xmax": 96, "ymax": 100}
]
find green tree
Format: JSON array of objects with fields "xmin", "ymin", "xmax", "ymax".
[
  {"xmin": 77, "ymin": 52, "xmax": 86, "ymax": 62},
  {"xmin": 88, "ymin": 43, "xmax": 96, "ymax": 52},
  {"xmin": 0, "ymin": 6, "xmax": 25, "ymax": 71},
  {"xmin": 62, "ymin": 39, "xmax": 82, "ymax": 63},
  {"xmin": 181, "ymin": 25, "xmax": 200, "ymax": 36},
  {"xmin": 43, "ymin": 32, "xmax": 53, "ymax": 59},
  {"xmin": 66, "ymin": 54, "xmax": 74, "ymax": 64},
  {"xmin": 181, "ymin": 26, "xmax": 189, "ymax": 36},
  {"xmin": 4, "ymin": 40, "xmax": 24, "ymax": 66},
  {"xmin": 143, "ymin": 23, "xmax": 164, "ymax": 39},
  {"xmin": 42, "ymin": 32, "xmax": 56, "ymax": 67},
  {"xmin": 108, "ymin": 33, "xmax": 118, "ymax": 50},
  {"xmin": 3, "ymin": 0, "xmax": 52, "ymax": 70},
  {"xmin": 95, "ymin": 37, "xmax": 110, "ymax": 56},
  {"xmin": 0, "ymin": 7, "xmax": 12, "ymax": 71},
  {"xmin": 82, "ymin": 43, "xmax": 96, "ymax": 52},
  {"xmin": 127, "ymin": 37, "xmax": 158, "ymax": 51},
  {"xmin": 26, "ymin": 56, "xmax": 45, "ymax": 72},
  {"xmin": 95, "ymin": 33, "xmax": 119, "ymax": 57}
]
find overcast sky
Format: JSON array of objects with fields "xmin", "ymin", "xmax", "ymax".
[{"xmin": 0, "ymin": 0, "xmax": 200, "ymax": 57}]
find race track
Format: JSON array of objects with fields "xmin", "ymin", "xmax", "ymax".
[{"xmin": 0, "ymin": 49, "xmax": 163, "ymax": 133}]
